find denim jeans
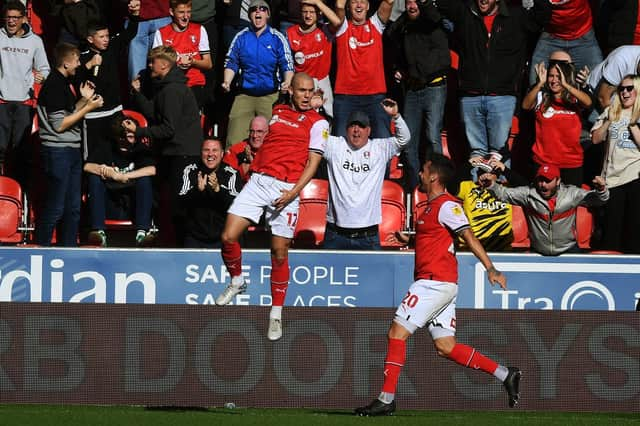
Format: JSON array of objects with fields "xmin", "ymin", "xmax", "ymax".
[
  {"xmin": 127, "ymin": 17, "xmax": 172, "ymax": 81},
  {"xmin": 333, "ymin": 94, "xmax": 391, "ymax": 139},
  {"xmin": 86, "ymin": 174, "xmax": 153, "ymax": 230},
  {"xmin": 35, "ymin": 146, "xmax": 82, "ymax": 246},
  {"xmin": 460, "ymin": 95, "xmax": 516, "ymax": 159},
  {"xmin": 403, "ymin": 83, "xmax": 447, "ymax": 189},
  {"xmin": 528, "ymin": 29, "xmax": 603, "ymax": 86},
  {"xmin": 322, "ymin": 226, "xmax": 381, "ymax": 250}
]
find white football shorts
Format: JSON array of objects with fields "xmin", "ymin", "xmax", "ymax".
[
  {"xmin": 394, "ymin": 279, "xmax": 458, "ymax": 339},
  {"xmin": 228, "ymin": 172, "xmax": 299, "ymax": 239}
]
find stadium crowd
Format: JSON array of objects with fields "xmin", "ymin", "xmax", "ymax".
[{"xmin": 1, "ymin": 0, "xmax": 640, "ymax": 254}]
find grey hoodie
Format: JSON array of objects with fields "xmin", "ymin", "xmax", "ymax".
[{"xmin": 0, "ymin": 23, "xmax": 50, "ymax": 102}]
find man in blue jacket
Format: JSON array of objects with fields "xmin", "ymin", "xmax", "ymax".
[{"xmin": 221, "ymin": 0, "xmax": 294, "ymax": 147}]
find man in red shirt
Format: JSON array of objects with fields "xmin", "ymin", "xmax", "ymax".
[
  {"xmin": 286, "ymin": 0, "xmax": 335, "ymax": 117},
  {"xmin": 215, "ymin": 72, "xmax": 330, "ymax": 341},
  {"xmin": 355, "ymin": 153, "xmax": 521, "ymax": 416},
  {"xmin": 223, "ymin": 115, "xmax": 269, "ymax": 182},
  {"xmin": 330, "ymin": 0, "xmax": 394, "ymax": 138}
]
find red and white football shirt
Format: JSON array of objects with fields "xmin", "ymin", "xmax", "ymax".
[
  {"xmin": 251, "ymin": 104, "xmax": 329, "ymax": 182},
  {"xmin": 414, "ymin": 193, "xmax": 470, "ymax": 283},
  {"xmin": 153, "ymin": 23, "xmax": 210, "ymax": 87},
  {"xmin": 334, "ymin": 15, "xmax": 386, "ymax": 95},
  {"xmin": 287, "ymin": 25, "xmax": 332, "ymax": 80},
  {"xmin": 546, "ymin": 0, "xmax": 593, "ymax": 40}
]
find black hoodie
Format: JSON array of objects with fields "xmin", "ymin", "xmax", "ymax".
[{"xmin": 132, "ymin": 65, "xmax": 202, "ymax": 156}]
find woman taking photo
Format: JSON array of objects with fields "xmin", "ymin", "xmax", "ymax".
[
  {"xmin": 591, "ymin": 74, "xmax": 640, "ymax": 253},
  {"xmin": 523, "ymin": 59, "xmax": 592, "ymax": 186}
]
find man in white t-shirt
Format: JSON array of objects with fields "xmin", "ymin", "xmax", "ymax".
[
  {"xmin": 322, "ymin": 99, "xmax": 410, "ymax": 249},
  {"xmin": 587, "ymin": 45, "xmax": 640, "ymax": 110}
]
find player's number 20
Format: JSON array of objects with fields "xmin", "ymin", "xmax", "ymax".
[{"xmin": 402, "ymin": 291, "xmax": 418, "ymax": 308}]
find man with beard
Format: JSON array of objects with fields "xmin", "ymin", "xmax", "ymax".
[
  {"xmin": 179, "ymin": 138, "xmax": 243, "ymax": 248},
  {"xmin": 487, "ymin": 164, "xmax": 609, "ymax": 255}
]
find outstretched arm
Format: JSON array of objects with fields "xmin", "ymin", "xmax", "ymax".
[{"xmin": 459, "ymin": 228, "xmax": 507, "ymax": 289}]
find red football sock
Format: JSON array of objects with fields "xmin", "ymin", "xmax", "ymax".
[
  {"xmin": 270, "ymin": 256, "xmax": 289, "ymax": 306},
  {"xmin": 221, "ymin": 241, "xmax": 242, "ymax": 279},
  {"xmin": 448, "ymin": 343, "xmax": 498, "ymax": 374},
  {"xmin": 381, "ymin": 338, "xmax": 406, "ymax": 394}
]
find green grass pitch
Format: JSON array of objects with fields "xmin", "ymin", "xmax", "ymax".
[{"xmin": 1, "ymin": 405, "xmax": 638, "ymax": 426}]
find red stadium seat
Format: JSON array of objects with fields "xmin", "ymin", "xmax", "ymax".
[
  {"xmin": 294, "ymin": 179, "xmax": 329, "ymax": 248},
  {"xmin": 380, "ymin": 180, "xmax": 406, "ymax": 248},
  {"xmin": 510, "ymin": 205, "xmax": 530, "ymax": 250},
  {"xmin": 411, "ymin": 185, "xmax": 428, "ymax": 227},
  {"xmin": 0, "ymin": 177, "xmax": 27, "ymax": 244},
  {"xmin": 388, "ymin": 154, "xmax": 403, "ymax": 180},
  {"xmin": 576, "ymin": 206, "xmax": 594, "ymax": 250}
]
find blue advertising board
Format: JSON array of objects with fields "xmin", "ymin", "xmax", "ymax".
[{"xmin": 0, "ymin": 248, "xmax": 638, "ymax": 310}]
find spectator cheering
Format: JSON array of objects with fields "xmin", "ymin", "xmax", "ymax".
[
  {"xmin": 330, "ymin": 0, "xmax": 395, "ymax": 138},
  {"xmin": 487, "ymin": 164, "xmax": 609, "ymax": 256},
  {"xmin": 221, "ymin": 0, "xmax": 294, "ymax": 146},
  {"xmin": 435, "ymin": 0, "xmax": 549, "ymax": 172},
  {"xmin": 78, "ymin": 1, "xmax": 140, "ymax": 164},
  {"xmin": 179, "ymin": 138, "xmax": 243, "ymax": 248},
  {"xmin": 522, "ymin": 52, "xmax": 593, "ymax": 186},
  {"xmin": 323, "ymin": 101, "xmax": 410, "ymax": 250},
  {"xmin": 590, "ymin": 75, "xmax": 640, "ymax": 253},
  {"xmin": 386, "ymin": 0, "xmax": 449, "ymax": 190},
  {"xmin": 0, "ymin": 1, "xmax": 49, "ymax": 186},
  {"xmin": 153, "ymin": 0, "xmax": 213, "ymax": 108},
  {"xmin": 286, "ymin": 0, "xmax": 336, "ymax": 117},
  {"xmin": 36, "ymin": 43, "xmax": 104, "ymax": 246}
]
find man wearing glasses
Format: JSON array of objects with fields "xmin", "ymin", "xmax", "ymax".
[
  {"xmin": 221, "ymin": 0, "xmax": 294, "ymax": 147},
  {"xmin": 223, "ymin": 115, "xmax": 269, "ymax": 182},
  {"xmin": 0, "ymin": 1, "xmax": 49, "ymax": 185}
]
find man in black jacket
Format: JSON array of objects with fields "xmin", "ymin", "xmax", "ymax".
[
  {"xmin": 124, "ymin": 45, "xmax": 202, "ymax": 246},
  {"xmin": 435, "ymin": 0, "xmax": 549, "ymax": 173},
  {"xmin": 79, "ymin": 0, "xmax": 139, "ymax": 163},
  {"xmin": 179, "ymin": 138, "xmax": 243, "ymax": 248},
  {"xmin": 387, "ymin": 0, "xmax": 449, "ymax": 190}
]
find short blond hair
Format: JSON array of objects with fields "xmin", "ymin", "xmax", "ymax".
[{"xmin": 147, "ymin": 45, "xmax": 178, "ymax": 65}]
